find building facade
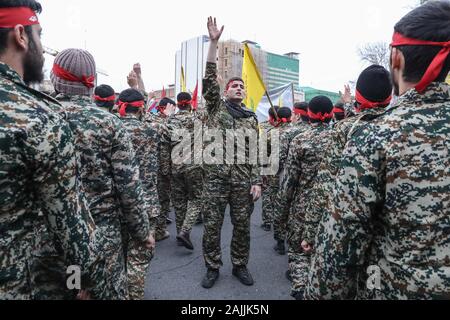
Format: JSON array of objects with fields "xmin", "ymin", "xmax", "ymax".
[{"xmin": 175, "ymin": 36, "xmax": 303, "ymax": 104}]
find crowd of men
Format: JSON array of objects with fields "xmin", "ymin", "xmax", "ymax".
[{"xmin": 0, "ymin": 0, "xmax": 449, "ymax": 300}]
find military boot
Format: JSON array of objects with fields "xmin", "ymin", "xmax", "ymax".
[
  {"xmin": 232, "ymin": 266, "xmax": 254, "ymax": 286},
  {"xmin": 273, "ymin": 240, "xmax": 286, "ymax": 255}
]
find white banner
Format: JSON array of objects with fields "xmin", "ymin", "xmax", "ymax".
[{"xmin": 256, "ymin": 83, "xmax": 294, "ymax": 123}]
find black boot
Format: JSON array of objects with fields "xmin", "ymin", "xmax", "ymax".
[
  {"xmin": 261, "ymin": 223, "xmax": 271, "ymax": 232},
  {"xmin": 232, "ymin": 266, "xmax": 254, "ymax": 286},
  {"xmin": 273, "ymin": 240, "xmax": 286, "ymax": 255},
  {"xmin": 285, "ymin": 270, "xmax": 292, "ymax": 282},
  {"xmin": 177, "ymin": 231, "xmax": 194, "ymax": 250},
  {"xmin": 201, "ymin": 269, "xmax": 219, "ymax": 289}
]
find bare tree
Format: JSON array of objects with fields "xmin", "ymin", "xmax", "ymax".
[{"xmin": 357, "ymin": 42, "xmax": 390, "ymax": 70}]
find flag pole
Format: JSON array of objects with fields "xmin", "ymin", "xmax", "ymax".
[{"xmin": 265, "ymin": 90, "xmax": 279, "ymax": 121}]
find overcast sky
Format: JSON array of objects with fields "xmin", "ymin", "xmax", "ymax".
[{"xmin": 39, "ymin": 0, "xmax": 419, "ymax": 93}]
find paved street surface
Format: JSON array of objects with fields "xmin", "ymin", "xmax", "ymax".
[{"xmin": 145, "ymin": 200, "xmax": 292, "ymax": 300}]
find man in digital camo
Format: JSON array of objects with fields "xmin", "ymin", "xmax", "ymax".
[
  {"xmin": 306, "ymin": 0, "xmax": 450, "ymax": 299},
  {"xmin": 0, "ymin": 0, "xmax": 95, "ymax": 299},
  {"xmin": 50, "ymin": 48, "xmax": 153, "ymax": 299},
  {"xmin": 201, "ymin": 17, "xmax": 262, "ymax": 289},
  {"xmin": 116, "ymin": 88, "xmax": 158, "ymax": 300}
]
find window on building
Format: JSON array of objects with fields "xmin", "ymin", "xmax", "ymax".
[
  {"xmin": 225, "ymin": 59, "xmax": 228, "ymax": 67},
  {"xmin": 225, "ymin": 47, "xmax": 228, "ymax": 55},
  {"xmin": 225, "ymin": 71, "xmax": 228, "ymax": 79}
]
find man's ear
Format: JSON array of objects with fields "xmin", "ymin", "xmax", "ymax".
[
  {"xmin": 390, "ymin": 48, "xmax": 403, "ymax": 71},
  {"xmin": 11, "ymin": 25, "xmax": 29, "ymax": 51}
]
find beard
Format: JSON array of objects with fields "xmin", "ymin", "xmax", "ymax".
[{"xmin": 23, "ymin": 36, "xmax": 44, "ymax": 85}]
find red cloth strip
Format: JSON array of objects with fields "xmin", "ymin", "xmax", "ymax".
[
  {"xmin": 94, "ymin": 95, "xmax": 115, "ymax": 102},
  {"xmin": 0, "ymin": 7, "xmax": 39, "ymax": 28},
  {"xmin": 178, "ymin": 99, "xmax": 191, "ymax": 107},
  {"xmin": 117, "ymin": 100, "xmax": 145, "ymax": 117},
  {"xmin": 52, "ymin": 63, "xmax": 95, "ymax": 89},
  {"xmin": 308, "ymin": 110, "xmax": 333, "ymax": 122},
  {"xmin": 391, "ymin": 32, "xmax": 450, "ymax": 93},
  {"xmin": 333, "ymin": 107, "xmax": 344, "ymax": 114},
  {"xmin": 355, "ymin": 90, "xmax": 392, "ymax": 112},
  {"xmin": 294, "ymin": 108, "xmax": 308, "ymax": 117}
]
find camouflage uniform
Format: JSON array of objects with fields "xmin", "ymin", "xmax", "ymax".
[
  {"xmin": 121, "ymin": 113, "xmax": 164, "ymax": 300},
  {"xmin": 302, "ymin": 107, "xmax": 387, "ymax": 249},
  {"xmin": 307, "ymin": 82, "xmax": 450, "ymax": 300},
  {"xmin": 0, "ymin": 62, "xmax": 94, "ymax": 300},
  {"xmin": 202, "ymin": 62, "xmax": 261, "ymax": 270},
  {"xmin": 56, "ymin": 93, "xmax": 151, "ymax": 300},
  {"xmin": 273, "ymin": 121, "xmax": 310, "ymax": 242},
  {"xmin": 279, "ymin": 123, "xmax": 333, "ymax": 297},
  {"xmin": 145, "ymin": 113, "xmax": 172, "ymax": 239},
  {"xmin": 260, "ymin": 121, "xmax": 277, "ymax": 227},
  {"xmin": 167, "ymin": 109, "xmax": 204, "ymax": 235}
]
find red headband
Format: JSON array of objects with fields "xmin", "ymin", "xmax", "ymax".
[
  {"xmin": 308, "ymin": 110, "xmax": 333, "ymax": 122},
  {"xmin": 0, "ymin": 7, "xmax": 39, "ymax": 28},
  {"xmin": 178, "ymin": 99, "xmax": 191, "ymax": 107},
  {"xmin": 332, "ymin": 107, "xmax": 345, "ymax": 114},
  {"xmin": 391, "ymin": 32, "xmax": 450, "ymax": 93},
  {"xmin": 94, "ymin": 95, "xmax": 115, "ymax": 102},
  {"xmin": 269, "ymin": 116, "xmax": 291, "ymax": 127},
  {"xmin": 117, "ymin": 100, "xmax": 145, "ymax": 117},
  {"xmin": 52, "ymin": 63, "xmax": 95, "ymax": 89},
  {"xmin": 355, "ymin": 90, "xmax": 392, "ymax": 112},
  {"xmin": 294, "ymin": 108, "xmax": 308, "ymax": 117}
]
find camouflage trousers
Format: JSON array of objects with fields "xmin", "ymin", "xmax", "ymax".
[
  {"xmin": 202, "ymin": 170, "xmax": 254, "ymax": 270},
  {"xmin": 261, "ymin": 175, "xmax": 279, "ymax": 226},
  {"xmin": 171, "ymin": 168, "xmax": 204, "ymax": 235},
  {"xmin": 30, "ymin": 224, "xmax": 108, "ymax": 300},
  {"xmin": 287, "ymin": 214, "xmax": 309, "ymax": 296},
  {"xmin": 125, "ymin": 239, "xmax": 154, "ymax": 300},
  {"xmin": 273, "ymin": 190, "xmax": 291, "ymax": 242},
  {"xmin": 155, "ymin": 173, "xmax": 171, "ymax": 239}
]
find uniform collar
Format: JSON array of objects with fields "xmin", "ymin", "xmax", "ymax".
[
  {"xmin": 55, "ymin": 93, "xmax": 93, "ymax": 107},
  {"xmin": 0, "ymin": 61, "xmax": 25, "ymax": 85},
  {"xmin": 396, "ymin": 82, "xmax": 450, "ymax": 107}
]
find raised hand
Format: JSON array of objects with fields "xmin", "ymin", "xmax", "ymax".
[
  {"xmin": 207, "ymin": 16, "xmax": 224, "ymax": 42},
  {"xmin": 133, "ymin": 63, "xmax": 142, "ymax": 77},
  {"xmin": 341, "ymin": 84, "xmax": 352, "ymax": 104},
  {"xmin": 127, "ymin": 71, "xmax": 138, "ymax": 89}
]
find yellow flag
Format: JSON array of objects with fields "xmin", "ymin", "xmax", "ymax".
[
  {"xmin": 242, "ymin": 44, "xmax": 266, "ymax": 112},
  {"xmin": 181, "ymin": 66, "xmax": 187, "ymax": 92},
  {"xmin": 446, "ymin": 72, "xmax": 450, "ymax": 85}
]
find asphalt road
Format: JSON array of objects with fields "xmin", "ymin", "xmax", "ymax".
[{"xmin": 144, "ymin": 199, "xmax": 292, "ymax": 300}]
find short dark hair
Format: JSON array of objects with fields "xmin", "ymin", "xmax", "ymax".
[
  {"xmin": 94, "ymin": 84, "xmax": 116, "ymax": 109},
  {"xmin": 278, "ymin": 107, "xmax": 292, "ymax": 120},
  {"xmin": 118, "ymin": 88, "xmax": 144, "ymax": 114},
  {"xmin": 308, "ymin": 95, "xmax": 333, "ymax": 123},
  {"xmin": 226, "ymin": 77, "xmax": 244, "ymax": 90},
  {"xmin": 294, "ymin": 102, "xmax": 308, "ymax": 111},
  {"xmin": 268, "ymin": 105, "xmax": 280, "ymax": 119},
  {"xmin": 393, "ymin": 0, "xmax": 450, "ymax": 83},
  {"xmin": 0, "ymin": 0, "xmax": 42, "ymax": 55},
  {"xmin": 177, "ymin": 92, "xmax": 192, "ymax": 102},
  {"xmin": 159, "ymin": 97, "xmax": 176, "ymax": 107}
]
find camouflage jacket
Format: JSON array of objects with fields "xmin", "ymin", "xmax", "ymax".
[
  {"xmin": 55, "ymin": 94, "xmax": 150, "ymax": 248},
  {"xmin": 144, "ymin": 112, "xmax": 171, "ymax": 177},
  {"xmin": 308, "ymin": 82, "xmax": 450, "ymax": 300},
  {"xmin": 278, "ymin": 121, "xmax": 310, "ymax": 176},
  {"xmin": 0, "ymin": 62, "xmax": 92, "ymax": 298},
  {"xmin": 279, "ymin": 123, "xmax": 334, "ymax": 235},
  {"xmin": 120, "ymin": 113, "xmax": 163, "ymax": 229},
  {"xmin": 202, "ymin": 62, "xmax": 261, "ymax": 186},
  {"xmin": 303, "ymin": 107, "xmax": 387, "ymax": 245},
  {"xmin": 167, "ymin": 109, "xmax": 204, "ymax": 174}
]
